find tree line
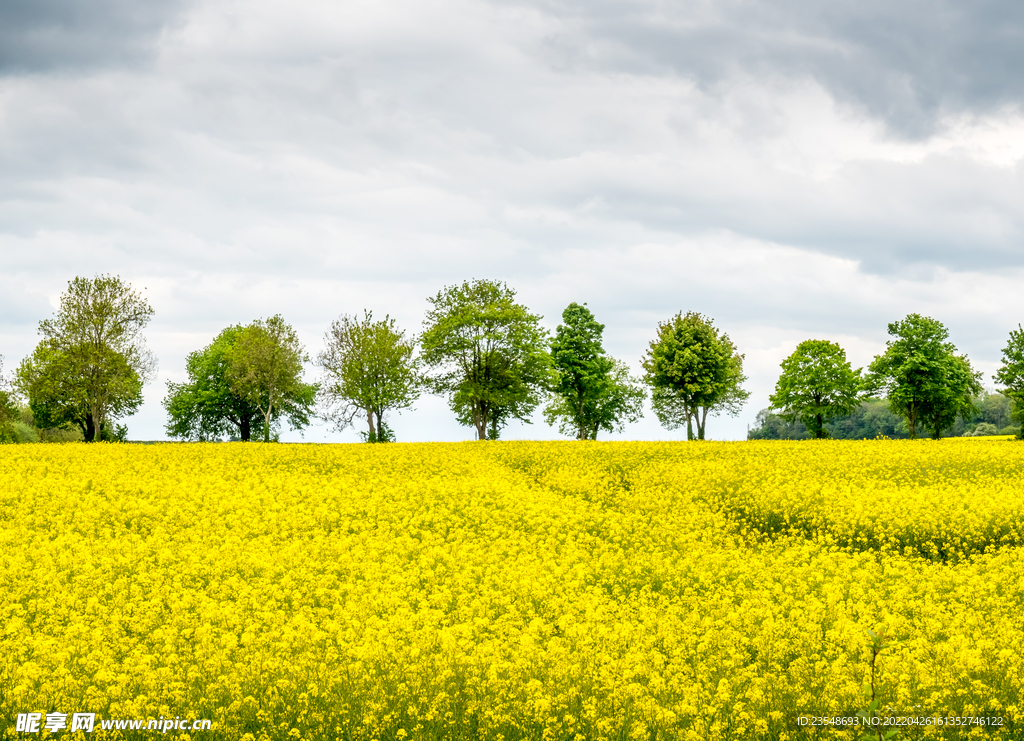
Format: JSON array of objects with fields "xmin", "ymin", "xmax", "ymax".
[
  {"xmin": 749, "ymin": 393, "xmax": 1016, "ymax": 441},
  {"xmin": 3, "ymin": 275, "xmax": 1024, "ymax": 444},
  {"xmin": 0, "ymin": 275, "xmax": 750, "ymax": 443},
  {"xmin": 753, "ymin": 316, "xmax": 1024, "ymax": 440}
]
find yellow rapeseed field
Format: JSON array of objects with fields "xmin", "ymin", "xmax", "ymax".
[{"xmin": 1, "ymin": 440, "xmax": 1022, "ymax": 740}]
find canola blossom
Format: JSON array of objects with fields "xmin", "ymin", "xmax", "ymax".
[{"xmin": 1, "ymin": 440, "xmax": 1022, "ymax": 740}]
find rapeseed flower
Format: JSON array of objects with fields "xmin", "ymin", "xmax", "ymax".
[{"xmin": 0, "ymin": 440, "xmax": 1020, "ymax": 739}]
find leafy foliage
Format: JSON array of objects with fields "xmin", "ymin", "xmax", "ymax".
[
  {"xmin": 317, "ymin": 312, "xmax": 420, "ymax": 443},
  {"xmin": 544, "ymin": 303, "xmax": 644, "ymax": 440},
  {"xmin": 749, "ymin": 401, "xmax": 910, "ymax": 440},
  {"xmin": 224, "ymin": 315, "xmax": 318, "ymax": 443},
  {"xmin": 954, "ymin": 391, "xmax": 1015, "ymax": 436},
  {"xmin": 7, "ymin": 404, "xmax": 84, "ymax": 443},
  {"xmin": 865, "ymin": 314, "xmax": 982, "ymax": 439},
  {"xmin": 964, "ymin": 422, "xmax": 999, "ymax": 437},
  {"xmin": 15, "ymin": 275, "xmax": 154, "ymax": 441},
  {"xmin": 546, "ymin": 359, "xmax": 645, "ymax": 440},
  {"xmin": 420, "ymin": 280, "xmax": 553, "ymax": 440},
  {"xmin": 993, "ymin": 324, "xmax": 1024, "ymax": 438},
  {"xmin": 359, "ymin": 419, "xmax": 397, "ymax": 443},
  {"xmin": 923, "ymin": 354, "xmax": 984, "ymax": 438},
  {"xmin": 642, "ymin": 312, "xmax": 749, "ymax": 439},
  {"xmin": 751, "ymin": 391, "xmax": 1015, "ymax": 440},
  {"xmin": 769, "ymin": 339, "xmax": 861, "ymax": 438},
  {"xmin": 0, "ymin": 356, "xmax": 18, "ymax": 444},
  {"xmin": 163, "ymin": 326, "xmax": 264, "ymax": 441}
]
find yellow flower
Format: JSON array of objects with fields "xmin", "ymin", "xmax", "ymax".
[{"xmin": 0, "ymin": 439, "xmax": 1020, "ymax": 739}]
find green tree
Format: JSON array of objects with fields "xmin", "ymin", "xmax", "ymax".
[
  {"xmin": 981, "ymin": 391, "xmax": 1013, "ymax": 431},
  {"xmin": 224, "ymin": 315, "xmax": 318, "ymax": 442},
  {"xmin": 830, "ymin": 400, "xmax": 909, "ymax": 439},
  {"xmin": 746, "ymin": 408, "xmax": 809, "ymax": 440},
  {"xmin": 865, "ymin": 314, "xmax": 981, "ymax": 439},
  {"xmin": 163, "ymin": 325, "xmax": 264, "ymax": 441},
  {"xmin": 420, "ymin": 280, "xmax": 552, "ymax": 441},
  {"xmin": 962, "ymin": 390, "xmax": 1013, "ymax": 434},
  {"xmin": 642, "ymin": 312, "xmax": 749, "ymax": 440},
  {"xmin": 317, "ymin": 311, "xmax": 420, "ymax": 442},
  {"xmin": 0, "ymin": 356, "xmax": 18, "ymax": 443},
  {"xmin": 769, "ymin": 339, "xmax": 862, "ymax": 439},
  {"xmin": 544, "ymin": 302, "xmax": 644, "ymax": 439},
  {"xmin": 923, "ymin": 354, "xmax": 983, "ymax": 438},
  {"xmin": 964, "ymin": 422, "xmax": 999, "ymax": 437},
  {"xmin": 994, "ymin": 324, "xmax": 1024, "ymax": 438},
  {"xmin": 748, "ymin": 400, "xmax": 912, "ymax": 440},
  {"xmin": 16, "ymin": 275, "xmax": 155, "ymax": 441}
]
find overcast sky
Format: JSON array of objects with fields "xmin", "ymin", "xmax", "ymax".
[{"xmin": 2, "ymin": 0, "xmax": 1023, "ymax": 442}]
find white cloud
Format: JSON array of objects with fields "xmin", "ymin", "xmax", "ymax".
[{"xmin": 3, "ymin": 0, "xmax": 1024, "ymax": 441}]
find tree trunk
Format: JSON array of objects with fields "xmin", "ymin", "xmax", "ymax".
[
  {"xmin": 87, "ymin": 397, "xmax": 102, "ymax": 441},
  {"xmin": 240, "ymin": 417, "xmax": 251, "ymax": 442},
  {"xmin": 475, "ymin": 404, "xmax": 487, "ymax": 440},
  {"xmin": 575, "ymin": 391, "xmax": 585, "ymax": 440},
  {"xmin": 697, "ymin": 408, "xmax": 708, "ymax": 440},
  {"xmin": 686, "ymin": 415, "xmax": 694, "ymax": 441},
  {"xmin": 815, "ymin": 413, "xmax": 824, "ymax": 439},
  {"xmin": 367, "ymin": 409, "xmax": 376, "ymax": 441},
  {"xmin": 263, "ymin": 396, "xmax": 274, "ymax": 442}
]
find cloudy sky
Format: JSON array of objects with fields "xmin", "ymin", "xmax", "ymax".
[{"xmin": 2, "ymin": 0, "xmax": 1023, "ymax": 441}]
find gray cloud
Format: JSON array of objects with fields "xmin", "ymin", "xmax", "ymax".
[
  {"xmin": 3, "ymin": 0, "xmax": 1024, "ymax": 440},
  {"xmin": 513, "ymin": 0, "xmax": 1024, "ymax": 138},
  {"xmin": 0, "ymin": 0, "xmax": 190, "ymax": 73}
]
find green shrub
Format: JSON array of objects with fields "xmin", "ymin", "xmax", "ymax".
[
  {"xmin": 12, "ymin": 420, "xmax": 39, "ymax": 443},
  {"xmin": 964, "ymin": 422, "xmax": 999, "ymax": 436}
]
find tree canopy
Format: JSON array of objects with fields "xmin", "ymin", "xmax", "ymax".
[
  {"xmin": 223, "ymin": 315, "xmax": 318, "ymax": 442},
  {"xmin": 15, "ymin": 275, "xmax": 154, "ymax": 441},
  {"xmin": 420, "ymin": 280, "xmax": 552, "ymax": 440},
  {"xmin": 750, "ymin": 389, "xmax": 1014, "ymax": 440},
  {"xmin": 993, "ymin": 324, "xmax": 1024, "ymax": 438},
  {"xmin": 317, "ymin": 311, "xmax": 420, "ymax": 442},
  {"xmin": 750, "ymin": 400, "xmax": 912, "ymax": 440},
  {"xmin": 642, "ymin": 312, "xmax": 749, "ymax": 440},
  {"xmin": 163, "ymin": 325, "xmax": 265, "ymax": 441},
  {"xmin": 545, "ymin": 302, "xmax": 644, "ymax": 439},
  {"xmin": 769, "ymin": 339, "xmax": 861, "ymax": 439},
  {"xmin": 923, "ymin": 354, "xmax": 984, "ymax": 438},
  {"xmin": 0, "ymin": 356, "xmax": 18, "ymax": 443},
  {"xmin": 865, "ymin": 314, "xmax": 982, "ymax": 439}
]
